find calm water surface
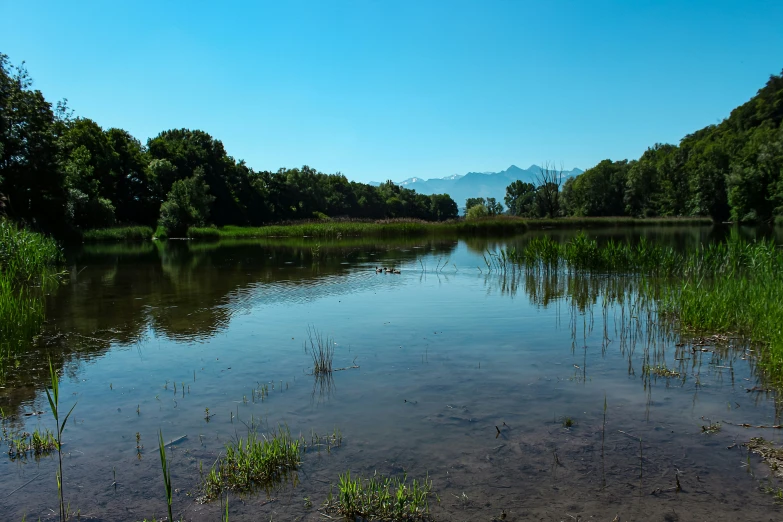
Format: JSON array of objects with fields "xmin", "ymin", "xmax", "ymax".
[{"xmin": 1, "ymin": 227, "xmax": 781, "ymax": 521}]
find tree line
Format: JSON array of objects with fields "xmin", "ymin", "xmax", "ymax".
[
  {"xmin": 503, "ymin": 70, "xmax": 783, "ymax": 223},
  {"xmin": 0, "ymin": 54, "xmax": 459, "ymax": 237}
]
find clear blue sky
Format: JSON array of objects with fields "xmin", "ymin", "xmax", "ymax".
[{"xmin": 2, "ymin": 1, "xmax": 782, "ymax": 182}]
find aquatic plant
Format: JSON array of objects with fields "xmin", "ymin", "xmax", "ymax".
[
  {"xmin": 45, "ymin": 358, "xmax": 77, "ymax": 521},
  {"xmin": 323, "ymin": 470, "xmax": 433, "ymax": 521},
  {"xmin": 199, "ymin": 425, "xmax": 303, "ymax": 501},
  {"xmin": 508, "ymin": 232, "xmax": 783, "ymax": 385},
  {"xmin": 305, "ymin": 326, "xmax": 334, "ymax": 375},
  {"xmin": 157, "ymin": 430, "xmax": 174, "ymax": 522},
  {"xmin": 0, "ymin": 220, "xmax": 64, "ymax": 379}
]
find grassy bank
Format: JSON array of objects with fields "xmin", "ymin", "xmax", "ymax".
[
  {"xmin": 82, "ymin": 226, "xmax": 154, "ymax": 242},
  {"xmin": 0, "ymin": 220, "xmax": 63, "ymax": 373},
  {"xmin": 187, "ymin": 218, "xmax": 531, "ymax": 239},
  {"xmin": 185, "ymin": 216, "xmax": 711, "ymax": 240},
  {"xmin": 506, "ymin": 232, "xmax": 783, "ymax": 383}
]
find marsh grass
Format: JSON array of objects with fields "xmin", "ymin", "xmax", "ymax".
[
  {"xmin": 200, "ymin": 425, "xmax": 303, "ymax": 501},
  {"xmin": 82, "ymin": 226, "xmax": 154, "ymax": 242},
  {"xmin": 305, "ymin": 326, "xmax": 334, "ymax": 375},
  {"xmin": 187, "ymin": 217, "xmax": 532, "ymax": 240},
  {"xmin": 158, "ymin": 431, "xmax": 174, "ymax": 522},
  {"xmin": 0, "ymin": 220, "xmax": 64, "ymax": 377},
  {"xmin": 508, "ymin": 231, "xmax": 783, "ymax": 384},
  {"xmin": 184, "ymin": 217, "xmax": 709, "ymax": 240},
  {"xmin": 6, "ymin": 427, "xmax": 58, "ymax": 460},
  {"xmin": 323, "ymin": 471, "xmax": 433, "ymax": 521}
]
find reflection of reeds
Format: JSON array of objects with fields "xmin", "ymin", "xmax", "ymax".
[{"xmin": 506, "ymin": 232, "xmax": 783, "ymax": 386}]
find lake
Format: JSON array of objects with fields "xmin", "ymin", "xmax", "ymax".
[{"xmin": 1, "ymin": 226, "xmax": 781, "ymax": 521}]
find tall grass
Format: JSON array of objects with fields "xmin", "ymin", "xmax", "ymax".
[
  {"xmin": 184, "ymin": 216, "xmax": 710, "ymax": 240},
  {"xmin": 186, "ymin": 217, "xmax": 532, "ymax": 239},
  {"xmin": 508, "ymin": 231, "xmax": 783, "ymax": 382},
  {"xmin": 305, "ymin": 326, "xmax": 334, "ymax": 375},
  {"xmin": 82, "ymin": 226, "xmax": 154, "ymax": 242},
  {"xmin": 0, "ymin": 220, "xmax": 63, "ymax": 374}
]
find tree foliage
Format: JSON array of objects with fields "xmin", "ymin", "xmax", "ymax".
[
  {"xmin": 0, "ymin": 54, "xmax": 459, "ymax": 235},
  {"xmin": 556, "ymin": 70, "xmax": 783, "ymax": 223}
]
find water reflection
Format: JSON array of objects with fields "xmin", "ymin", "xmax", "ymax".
[{"xmin": 2, "ymin": 228, "xmax": 783, "ymax": 521}]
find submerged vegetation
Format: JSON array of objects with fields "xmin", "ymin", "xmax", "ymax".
[
  {"xmin": 200, "ymin": 426, "xmax": 303, "ymax": 501},
  {"xmin": 323, "ymin": 471, "xmax": 433, "ymax": 521}
]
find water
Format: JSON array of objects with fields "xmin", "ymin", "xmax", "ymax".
[{"xmin": 1, "ymin": 227, "xmax": 781, "ymax": 521}]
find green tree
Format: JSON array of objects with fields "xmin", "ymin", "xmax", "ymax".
[
  {"xmin": 429, "ymin": 193, "xmax": 458, "ymax": 221},
  {"xmin": 158, "ymin": 167, "xmax": 216, "ymax": 236},
  {"xmin": 465, "ymin": 197, "xmax": 486, "ymax": 212},
  {"xmin": 0, "ymin": 54, "xmax": 67, "ymax": 231},
  {"xmin": 504, "ymin": 180, "xmax": 536, "ymax": 216}
]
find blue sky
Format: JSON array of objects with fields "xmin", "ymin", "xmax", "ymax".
[{"xmin": 2, "ymin": 1, "xmax": 782, "ymax": 183}]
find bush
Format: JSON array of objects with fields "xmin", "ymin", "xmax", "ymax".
[{"xmin": 466, "ymin": 204, "xmax": 489, "ymax": 220}]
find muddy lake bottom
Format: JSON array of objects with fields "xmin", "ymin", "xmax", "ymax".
[{"xmin": 1, "ymin": 228, "xmax": 782, "ymax": 521}]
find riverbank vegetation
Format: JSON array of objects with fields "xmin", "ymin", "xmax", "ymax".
[
  {"xmin": 0, "ymin": 220, "xmax": 63, "ymax": 376},
  {"xmin": 82, "ymin": 226, "xmax": 154, "ymax": 241},
  {"xmin": 4, "ymin": 52, "xmax": 781, "ymax": 244},
  {"xmin": 507, "ymin": 232, "xmax": 783, "ymax": 383}
]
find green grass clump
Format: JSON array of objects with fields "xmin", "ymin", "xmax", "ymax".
[
  {"xmin": 6, "ymin": 427, "xmax": 59, "ymax": 460},
  {"xmin": 82, "ymin": 226, "xmax": 154, "ymax": 241},
  {"xmin": 200, "ymin": 426, "xmax": 303, "ymax": 501},
  {"xmin": 324, "ymin": 471, "xmax": 433, "ymax": 521},
  {"xmin": 0, "ymin": 219, "xmax": 62, "ymax": 284}
]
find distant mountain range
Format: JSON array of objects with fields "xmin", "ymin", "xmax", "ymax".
[{"xmin": 370, "ymin": 165, "xmax": 584, "ymax": 211}]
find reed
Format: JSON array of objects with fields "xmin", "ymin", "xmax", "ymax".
[
  {"xmin": 0, "ymin": 220, "xmax": 63, "ymax": 377},
  {"xmin": 508, "ymin": 232, "xmax": 783, "ymax": 383},
  {"xmin": 81, "ymin": 226, "xmax": 154, "ymax": 242},
  {"xmin": 186, "ymin": 217, "xmax": 531, "ymax": 240},
  {"xmin": 45, "ymin": 358, "xmax": 77, "ymax": 521},
  {"xmin": 305, "ymin": 326, "xmax": 334, "ymax": 375},
  {"xmin": 184, "ymin": 216, "xmax": 709, "ymax": 240},
  {"xmin": 157, "ymin": 431, "xmax": 174, "ymax": 522}
]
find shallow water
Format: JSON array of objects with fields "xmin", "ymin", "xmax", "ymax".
[{"xmin": 1, "ymin": 227, "xmax": 782, "ymax": 521}]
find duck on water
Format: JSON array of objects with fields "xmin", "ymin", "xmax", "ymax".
[{"xmin": 375, "ymin": 267, "xmax": 401, "ymax": 274}]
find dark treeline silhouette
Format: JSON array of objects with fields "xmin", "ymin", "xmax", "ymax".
[
  {"xmin": 503, "ymin": 71, "xmax": 783, "ymax": 223},
  {"xmin": 0, "ymin": 54, "xmax": 459, "ymax": 237}
]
